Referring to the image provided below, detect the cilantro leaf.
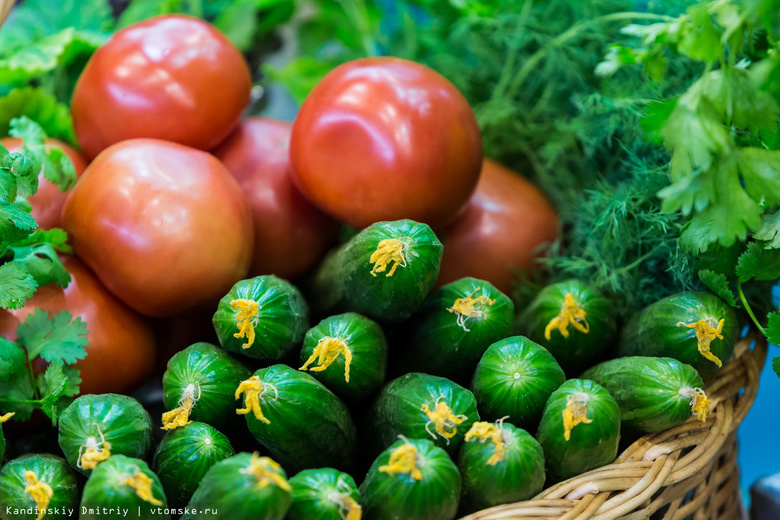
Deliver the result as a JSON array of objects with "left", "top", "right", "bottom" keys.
[
  {"left": 0, "top": 337, "right": 27, "bottom": 382},
  {"left": 15, "top": 309, "right": 88, "bottom": 365},
  {"left": 766, "top": 312, "right": 780, "bottom": 345},
  {"left": 698, "top": 269, "right": 737, "bottom": 306},
  {"left": 678, "top": 4, "right": 723, "bottom": 62},
  {"left": 37, "top": 362, "right": 78, "bottom": 424},
  {"left": 738, "top": 148, "right": 780, "bottom": 206},
  {"left": 753, "top": 210, "right": 780, "bottom": 249},
  {"left": 15, "top": 228, "right": 72, "bottom": 253},
  {"left": 0, "top": 261, "right": 37, "bottom": 309},
  {"left": 0, "top": 371, "right": 35, "bottom": 421},
  {"left": 0, "top": 167, "right": 16, "bottom": 203},
  {"left": 774, "top": 355, "right": 780, "bottom": 378},
  {"left": 736, "top": 241, "right": 780, "bottom": 282},
  {"left": 8, "top": 242, "right": 71, "bottom": 288}
]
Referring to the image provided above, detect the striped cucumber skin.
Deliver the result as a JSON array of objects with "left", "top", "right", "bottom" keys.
[
  {"left": 311, "top": 219, "right": 443, "bottom": 323},
  {"left": 617, "top": 292, "right": 738, "bottom": 380},
  {"left": 287, "top": 468, "right": 361, "bottom": 520},
  {"left": 0, "top": 454, "right": 79, "bottom": 520},
  {"left": 536, "top": 379, "right": 621, "bottom": 482},
  {"left": 581, "top": 356, "right": 706, "bottom": 433}
]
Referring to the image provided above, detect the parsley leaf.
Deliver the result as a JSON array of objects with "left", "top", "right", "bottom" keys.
[
  {"left": 736, "top": 241, "right": 780, "bottom": 282},
  {"left": 698, "top": 269, "right": 737, "bottom": 306},
  {"left": 15, "top": 309, "right": 88, "bottom": 365},
  {"left": 0, "top": 261, "right": 37, "bottom": 309},
  {"left": 766, "top": 312, "right": 780, "bottom": 345},
  {"left": 753, "top": 210, "right": 780, "bottom": 249},
  {"left": 8, "top": 242, "right": 71, "bottom": 288}
]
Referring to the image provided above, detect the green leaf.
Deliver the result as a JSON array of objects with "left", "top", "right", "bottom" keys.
[
  {"left": 0, "top": 88, "right": 76, "bottom": 146},
  {"left": 15, "top": 308, "right": 88, "bottom": 365},
  {"left": 15, "top": 228, "right": 71, "bottom": 252},
  {"left": 0, "top": 372, "right": 35, "bottom": 421},
  {"left": 8, "top": 243, "right": 71, "bottom": 288},
  {"left": 678, "top": 4, "right": 723, "bottom": 62},
  {"left": 37, "top": 362, "right": 78, "bottom": 424},
  {"left": 0, "top": 169, "right": 17, "bottom": 204},
  {"left": 765, "top": 312, "right": 780, "bottom": 345},
  {"left": 698, "top": 269, "right": 737, "bottom": 306},
  {"left": 738, "top": 148, "right": 780, "bottom": 206},
  {"left": 753, "top": 210, "right": 780, "bottom": 248},
  {"left": 0, "top": 257, "right": 37, "bottom": 309},
  {"left": 736, "top": 241, "right": 780, "bottom": 282},
  {"left": 116, "top": 0, "right": 182, "bottom": 29},
  {"left": 0, "top": 0, "right": 112, "bottom": 49},
  {"left": 213, "top": 0, "right": 259, "bottom": 51},
  {"left": 774, "top": 355, "right": 780, "bottom": 378},
  {"left": 0, "top": 337, "right": 27, "bottom": 382},
  {"left": 264, "top": 57, "right": 343, "bottom": 106}
]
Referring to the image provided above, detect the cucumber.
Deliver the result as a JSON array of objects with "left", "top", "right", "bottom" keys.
[
  {"left": 212, "top": 275, "right": 309, "bottom": 360},
  {"left": 287, "top": 468, "right": 362, "bottom": 520},
  {"left": 516, "top": 279, "right": 617, "bottom": 375},
  {"left": 617, "top": 292, "right": 738, "bottom": 379},
  {"left": 161, "top": 342, "right": 251, "bottom": 430},
  {"left": 80, "top": 455, "right": 168, "bottom": 520},
  {"left": 470, "top": 336, "right": 565, "bottom": 430},
  {"left": 398, "top": 277, "right": 514, "bottom": 382},
  {"left": 311, "top": 219, "right": 443, "bottom": 322},
  {"left": 536, "top": 379, "right": 621, "bottom": 482},
  {"left": 58, "top": 394, "right": 154, "bottom": 476},
  {"left": 581, "top": 356, "right": 711, "bottom": 433},
  {"left": 298, "top": 312, "right": 388, "bottom": 403},
  {"left": 360, "top": 437, "right": 461, "bottom": 520},
  {"left": 365, "top": 372, "right": 479, "bottom": 456},
  {"left": 0, "top": 454, "right": 79, "bottom": 520},
  {"left": 152, "top": 422, "right": 235, "bottom": 509},
  {"left": 182, "top": 452, "right": 292, "bottom": 520},
  {"left": 458, "top": 420, "right": 545, "bottom": 511},
  {"left": 237, "top": 364, "right": 356, "bottom": 473}
]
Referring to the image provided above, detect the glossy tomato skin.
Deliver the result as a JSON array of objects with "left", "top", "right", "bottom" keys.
[
  {"left": 71, "top": 14, "right": 252, "bottom": 160},
  {"left": 289, "top": 57, "right": 483, "bottom": 229},
  {"left": 212, "top": 117, "right": 339, "bottom": 279},
  {"left": 437, "top": 158, "right": 559, "bottom": 295},
  {"left": 0, "top": 255, "right": 155, "bottom": 395},
  {"left": 1, "top": 137, "right": 88, "bottom": 230},
  {"left": 61, "top": 138, "right": 254, "bottom": 318}
]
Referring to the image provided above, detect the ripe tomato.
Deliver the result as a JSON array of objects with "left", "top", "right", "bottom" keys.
[
  {"left": 212, "top": 117, "right": 339, "bottom": 279},
  {"left": 437, "top": 158, "right": 560, "bottom": 295},
  {"left": 1, "top": 137, "right": 87, "bottom": 229},
  {"left": 61, "top": 138, "right": 254, "bottom": 318},
  {"left": 71, "top": 14, "right": 252, "bottom": 160},
  {"left": 289, "top": 57, "right": 483, "bottom": 229},
  {"left": 0, "top": 255, "right": 155, "bottom": 396}
]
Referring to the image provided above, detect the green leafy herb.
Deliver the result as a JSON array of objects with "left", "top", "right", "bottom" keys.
[{"left": 698, "top": 269, "right": 738, "bottom": 307}]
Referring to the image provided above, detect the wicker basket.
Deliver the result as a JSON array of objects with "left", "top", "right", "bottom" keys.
[{"left": 463, "top": 331, "right": 768, "bottom": 520}]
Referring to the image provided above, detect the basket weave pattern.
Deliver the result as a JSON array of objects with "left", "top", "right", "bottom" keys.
[{"left": 463, "top": 333, "right": 768, "bottom": 520}]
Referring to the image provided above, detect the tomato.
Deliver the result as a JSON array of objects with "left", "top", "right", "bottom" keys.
[
  {"left": 212, "top": 117, "right": 339, "bottom": 279},
  {"left": 289, "top": 57, "right": 483, "bottom": 229},
  {"left": 0, "top": 255, "right": 155, "bottom": 396},
  {"left": 437, "top": 158, "right": 560, "bottom": 295},
  {"left": 61, "top": 138, "right": 254, "bottom": 318},
  {"left": 1, "top": 137, "right": 87, "bottom": 230},
  {"left": 71, "top": 14, "right": 252, "bottom": 160}
]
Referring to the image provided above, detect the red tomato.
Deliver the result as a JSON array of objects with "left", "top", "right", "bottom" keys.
[
  {"left": 437, "top": 158, "right": 560, "bottom": 295},
  {"left": 212, "top": 117, "right": 339, "bottom": 279},
  {"left": 289, "top": 57, "right": 483, "bottom": 229},
  {"left": 61, "top": 139, "right": 254, "bottom": 318},
  {"left": 71, "top": 14, "right": 252, "bottom": 160},
  {"left": 0, "top": 255, "right": 155, "bottom": 395},
  {"left": 1, "top": 137, "right": 88, "bottom": 229}
]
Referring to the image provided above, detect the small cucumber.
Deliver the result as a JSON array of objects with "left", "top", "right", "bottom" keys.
[
  {"left": 80, "top": 455, "right": 168, "bottom": 520},
  {"left": 581, "top": 356, "right": 711, "bottom": 433},
  {"left": 617, "top": 292, "right": 738, "bottom": 379},
  {"left": 516, "top": 279, "right": 617, "bottom": 375},
  {"left": 287, "top": 468, "right": 362, "bottom": 520},
  {"left": 298, "top": 312, "right": 388, "bottom": 404},
  {"left": 161, "top": 342, "right": 251, "bottom": 430},
  {"left": 212, "top": 275, "right": 309, "bottom": 360},
  {"left": 237, "top": 364, "right": 356, "bottom": 473},
  {"left": 470, "top": 336, "right": 565, "bottom": 430},
  {"left": 536, "top": 379, "right": 621, "bottom": 482},
  {"left": 311, "top": 219, "right": 443, "bottom": 322},
  {"left": 0, "top": 454, "right": 79, "bottom": 520},
  {"left": 58, "top": 394, "right": 154, "bottom": 476},
  {"left": 152, "top": 422, "right": 235, "bottom": 509},
  {"left": 360, "top": 437, "right": 461, "bottom": 520},
  {"left": 458, "top": 420, "right": 545, "bottom": 512},
  {"left": 398, "top": 277, "right": 514, "bottom": 382},
  {"left": 183, "top": 452, "right": 292, "bottom": 520}
]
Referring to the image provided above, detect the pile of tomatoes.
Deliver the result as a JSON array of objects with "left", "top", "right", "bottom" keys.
[{"left": 0, "top": 14, "right": 559, "bottom": 399}]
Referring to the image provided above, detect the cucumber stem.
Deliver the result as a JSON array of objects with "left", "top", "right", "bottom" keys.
[{"left": 737, "top": 281, "right": 766, "bottom": 335}]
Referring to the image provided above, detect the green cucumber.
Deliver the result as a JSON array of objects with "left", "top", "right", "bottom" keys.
[
  {"left": 516, "top": 279, "right": 617, "bottom": 375},
  {"left": 311, "top": 219, "right": 443, "bottom": 322},
  {"left": 58, "top": 394, "right": 154, "bottom": 476},
  {"left": 212, "top": 275, "right": 309, "bottom": 360},
  {"left": 471, "top": 336, "right": 565, "bottom": 430},
  {"left": 152, "top": 422, "right": 235, "bottom": 509},
  {"left": 365, "top": 372, "right": 479, "bottom": 456},
  {"left": 581, "top": 356, "right": 711, "bottom": 433},
  {"left": 458, "top": 420, "right": 545, "bottom": 512},
  {"left": 0, "top": 454, "right": 79, "bottom": 520},
  {"left": 360, "top": 437, "right": 461, "bottom": 520},
  {"left": 287, "top": 468, "right": 362, "bottom": 520},
  {"left": 399, "top": 277, "right": 514, "bottom": 382},
  {"left": 536, "top": 379, "right": 621, "bottom": 482},
  {"left": 617, "top": 292, "right": 738, "bottom": 379},
  {"left": 161, "top": 342, "right": 251, "bottom": 430},
  {"left": 298, "top": 312, "right": 388, "bottom": 403},
  {"left": 80, "top": 455, "right": 168, "bottom": 520},
  {"left": 182, "top": 452, "right": 292, "bottom": 520},
  {"left": 237, "top": 364, "right": 356, "bottom": 473}
]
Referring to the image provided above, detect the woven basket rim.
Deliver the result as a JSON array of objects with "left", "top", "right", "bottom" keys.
[{"left": 462, "top": 331, "right": 768, "bottom": 520}]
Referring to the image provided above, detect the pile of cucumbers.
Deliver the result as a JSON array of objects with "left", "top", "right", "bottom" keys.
[{"left": 0, "top": 219, "right": 740, "bottom": 520}]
